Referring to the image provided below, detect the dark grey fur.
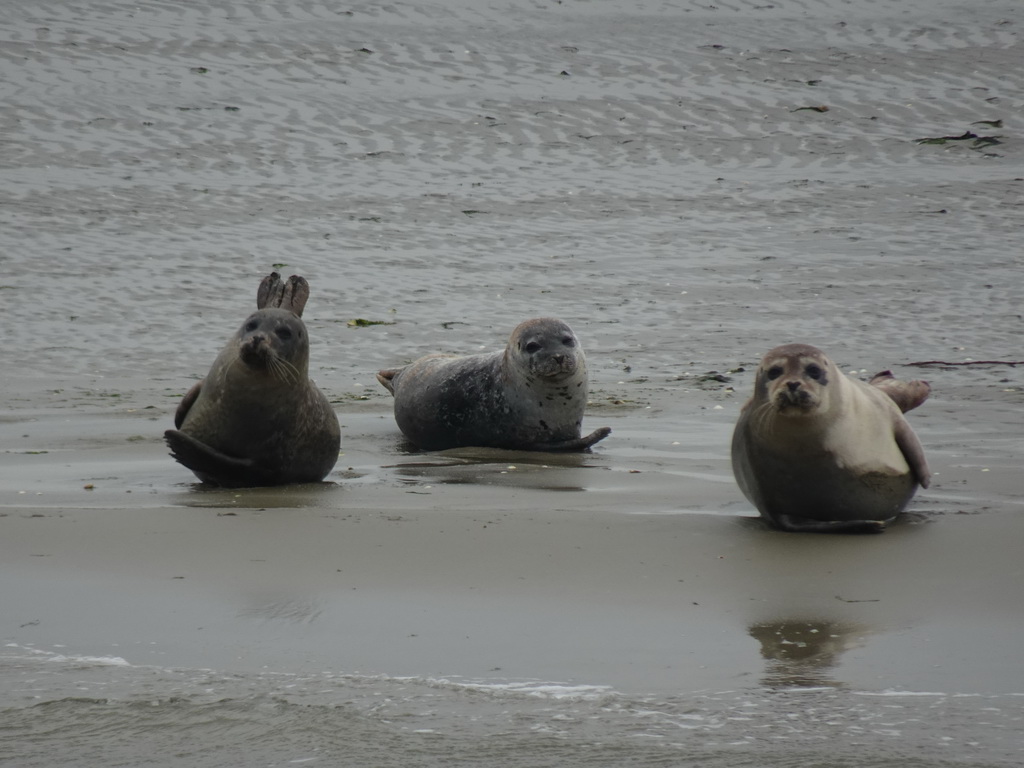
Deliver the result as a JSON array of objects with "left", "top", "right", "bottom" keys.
[{"left": 165, "top": 273, "right": 340, "bottom": 487}]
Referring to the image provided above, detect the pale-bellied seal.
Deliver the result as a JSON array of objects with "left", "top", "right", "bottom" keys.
[
  {"left": 731, "top": 343, "right": 931, "bottom": 533},
  {"left": 376, "top": 317, "right": 611, "bottom": 452},
  {"left": 165, "top": 273, "right": 340, "bottom": 487}
]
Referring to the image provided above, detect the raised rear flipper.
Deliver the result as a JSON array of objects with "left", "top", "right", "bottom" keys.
[
  {"left": 257, "top": 272, "right": 310, "bottom": 317},
  {"left": 869, "top": 370, "right": 931, "bottom": 413},
  {"left": 376, "top": 369, "right": 399, "bottom": 394}
]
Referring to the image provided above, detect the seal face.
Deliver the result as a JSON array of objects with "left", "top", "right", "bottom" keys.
[
  {"left": 165, "top": 273, "right": 341, "bottom": 487},
  {"left": 377, "top": 318, "right": 610, "bottom": 452},
  {"left": 731, "top": 343, "right": 931, "bottom": 533}
]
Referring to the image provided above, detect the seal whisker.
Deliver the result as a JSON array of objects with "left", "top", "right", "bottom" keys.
[
  {"left": 270, "top": 354, "right": 301, "bottom": 385},
  {"left": 267, "top": 354, "right": 286, "bottom": 383}
]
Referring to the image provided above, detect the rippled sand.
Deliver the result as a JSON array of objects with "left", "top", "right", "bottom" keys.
[{"left": 2, "top": 0, "right": 1023, "bottom": 765}]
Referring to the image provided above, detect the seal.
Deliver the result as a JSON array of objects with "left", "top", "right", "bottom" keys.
[
  {"left": 165, "top": 272, "right": 341, "bottom": 487},
  {"left": 376, "top": 317, "right": 611, "bottom": 452},
  {"left": 731, "top": 343, "right": 931, "bottom": 533}
]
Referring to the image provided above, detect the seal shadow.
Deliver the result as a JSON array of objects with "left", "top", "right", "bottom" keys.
[{"left": 733, "top": 508, "right": 932, "bottom": 533}]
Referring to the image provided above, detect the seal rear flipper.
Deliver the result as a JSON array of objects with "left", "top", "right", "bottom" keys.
[
  {"left": 257, "top": 272, "right": 284, "bottom": 310},
  {"left": 868, "top": 370, "right": 931, "bottom": 413},
  {"left": 257, "top": 272, "right": 309, "bottom": 317},
  {"left": 525, "top": 426, "right": 611, "bottom": 452},
  {"left": 771, "top": 514, "right": 888, "bottom": 534},
  {"left": 165, "top": 429, "right": 258, "bottom": 486},
  {"left": 376, "top": 369, "right": 399, "bottom": 394}
]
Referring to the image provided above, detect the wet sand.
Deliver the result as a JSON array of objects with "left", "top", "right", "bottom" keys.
[
  {"left": 2, "top": 0, "right": 1024, "bottom": 764},
  {"left": 4, "top": 387, "right": 1024, "bottom": 697}
]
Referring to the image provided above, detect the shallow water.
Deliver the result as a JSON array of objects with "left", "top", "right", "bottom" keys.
[
  {"left": 4, "top": 647, "right": 1024, "bottom": 768},
  {"left": 2, "top": 0, "right": 1024, "bottom": 765}
]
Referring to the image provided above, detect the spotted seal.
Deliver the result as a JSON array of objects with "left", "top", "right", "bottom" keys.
[{"left": 377, "top": 317, "right": 610, "bottom": 451}]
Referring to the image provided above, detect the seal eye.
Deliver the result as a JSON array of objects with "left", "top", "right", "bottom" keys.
[
  {"left": 766, "top": 366, "right": 783, "bottom": 381},
  {"left": 561, "top": 336, "right": 575, "bottom": 348},
  {"left": 524, "top": 341, "right": 541, "bottom": 354},
  {"left": 806, "top": 364, "right": 823, "bottom": 380},
  {"left": 275, "top": 327, "right": 293, "bottom": 341},
  {"left": 245, "top": 320, "right": 259, "bottom": 332}
]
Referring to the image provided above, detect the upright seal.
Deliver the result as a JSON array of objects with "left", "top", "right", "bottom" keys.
[
  {"left": 377, "top": 317, "right": 610, "bottom": 451},
  {"left": 731, "top": 343, "right": 930, "bottom": 533},
  {"left": 165, "top": 272, "right": 341, "bottom": 487}
]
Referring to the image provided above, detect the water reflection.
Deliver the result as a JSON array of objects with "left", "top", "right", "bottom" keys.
[
  {"left": 386, "top": 447, "right": 601, "bottom": 492},
  {"left": 393, "top": 444, "right": 600, "bottom": 466},
  {"left": 172, "top": 480, "right": 340, "bottom": 509},
  {"left": 238, "top": 595, "right": 324, "bottom": 624},
  {"left": 748, "top": 619, "right": 872, "bottom": 688}
]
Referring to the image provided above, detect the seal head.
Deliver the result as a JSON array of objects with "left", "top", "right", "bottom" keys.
[
  {"left": 235, "top": 309, "right": 309, "bottom": 379},
  {"left": 511, "top": 317, "right": 581, "bottom": 381},
  {"left": 759, "top": 342, "right": 831, "bottom": 415}
]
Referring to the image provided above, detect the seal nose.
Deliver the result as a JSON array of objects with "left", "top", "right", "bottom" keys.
[
  {"left": 242, "top": 333, "right": 268, "bottom": 354},
  {"left": 553, "top": 353, "right": 565, "bottom": 364},
  {"left": 786, "top": 380, "right": 801, "bottom": 392}
]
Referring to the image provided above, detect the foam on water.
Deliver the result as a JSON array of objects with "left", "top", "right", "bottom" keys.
[
  {"left": 4, "top": 644, "right": 131, "bottom": 668},
  {"left": 418, "top": 676, "right": 616, "bottom": 701},
  {"left": 3, "top": 645, "right": 1023, "bottom": 766}
]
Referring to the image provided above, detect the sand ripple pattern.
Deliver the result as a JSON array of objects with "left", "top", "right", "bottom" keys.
[{"left": 1, "top": 0, "right": 1021, "bottom": 396}]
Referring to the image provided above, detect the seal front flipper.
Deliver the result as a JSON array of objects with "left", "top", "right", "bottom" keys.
[
  {"left": 173, "top": 380, "right": 203, "bottom": 429},
  {"left": 773, "top": 514, "right": 888, "bottom": 535},
  {"left": 893, "top": 417, "right": 931, "bottom": 488},
  {"left": 164, "top": 429, "right": 257, "bottom": 487},
  {"left": 525, "top": 426, "right": 611, "bottom": 452}
]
